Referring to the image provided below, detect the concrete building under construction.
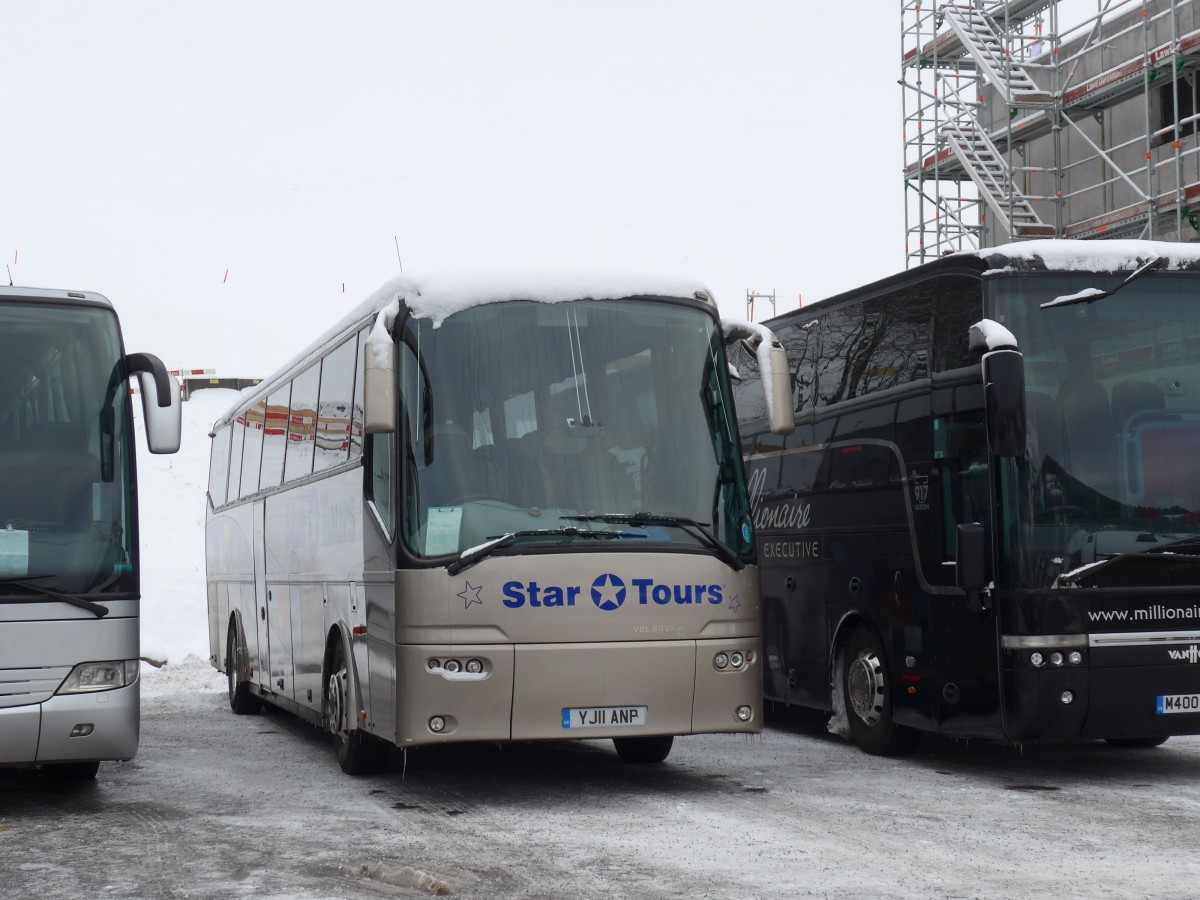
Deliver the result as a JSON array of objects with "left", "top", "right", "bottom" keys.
[{"left": 904, "top": 0, "right": 1200, "bottom": 264}]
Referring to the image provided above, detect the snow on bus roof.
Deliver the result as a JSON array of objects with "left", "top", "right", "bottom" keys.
[
  {"left": 980, "top": 239, "right": 1200, "bottom": 274},
  {"left": 212, "top": 269, "right": 713, "bottom": 429}
]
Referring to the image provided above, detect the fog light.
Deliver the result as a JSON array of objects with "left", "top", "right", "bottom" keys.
[
  {"left": 714, "top": 652, "right": 729, "bottom": 670},
  {"left": 428, "top": 658, "right": 440, "bottom": 670},
  {"left": 1069, "top": 651, "right": 1083, "bottom": 666},
  {"left": 444, "top": 659, "right": 462, "bottom": 674},
  {"left": 1051, "top": 652, "right": 1064, "bottom": 667},
  {"left": 736, "top": 705, "right": 752, "bottom": 722},
  {"left": 1061, "top": 691, "right": 1074, "bottom": 705},
  {"left": 69, "top": 724, "right": 94, "bottom": 737},
  {"left": 745, "top": 650, "right": 755, "bottom": 664},
  {"left": 429, "top": 716, "right": 446, "bottom": 732},
  {"left": 1030, "top": 652, "right": 1045, "bottom": 667},
  {"left": 730, "top": 651, "right": 745, "bottom": 669},
  {"left": 465, "top": 658, "right": 483, "bottom": 674}
]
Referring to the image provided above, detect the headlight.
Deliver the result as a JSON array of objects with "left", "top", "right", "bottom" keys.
[{"left": 57, "top": 660, "right": 138, "bottom": 694}]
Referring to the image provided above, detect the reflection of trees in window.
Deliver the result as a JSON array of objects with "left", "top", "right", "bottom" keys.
[
  {"left": 817, "top": 289, "right": 932, "bottom": 406},
  {"left": 729, "top": 340, "right": 766, "bottom": 423},
  {"left": 932, "top": 275, "right": 981, "bottom": 374}
]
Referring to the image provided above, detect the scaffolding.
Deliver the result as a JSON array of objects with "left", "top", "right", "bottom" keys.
[{"left": 903, "top": 0, "right": 1200, "bottom": 265}]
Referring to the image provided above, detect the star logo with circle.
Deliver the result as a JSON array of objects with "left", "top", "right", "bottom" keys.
[{"left": 590, "top": 573, "right": 626, "bottom": 611}]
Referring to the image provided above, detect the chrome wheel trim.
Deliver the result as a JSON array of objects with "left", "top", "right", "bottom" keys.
[
  {"left": 847, "top": 650, "right": 885, "bottom": 727},
  {"left": 327, "top": 665, "right": 349, "bottom": 743}
]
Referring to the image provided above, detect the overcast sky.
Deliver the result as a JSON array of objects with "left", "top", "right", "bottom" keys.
[{"left": 2, "top": 1, "right": 1096, "bottom": 377}]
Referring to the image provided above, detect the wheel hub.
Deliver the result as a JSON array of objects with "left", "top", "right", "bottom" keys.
[{"left": 847, "top": 650, "right": 885, "bottom": 727}]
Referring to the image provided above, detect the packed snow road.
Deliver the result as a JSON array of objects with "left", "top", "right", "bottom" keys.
[{"left": 2, "top": 659, "right": 1198, "bottom": 900}]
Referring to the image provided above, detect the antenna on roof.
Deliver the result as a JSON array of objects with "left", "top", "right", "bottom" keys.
[
  {"left": 6, "top": 265, "right": 12, "bottom": 287},
  {"left": 393, "top": 236, "right": 404, "bottom": 274}
]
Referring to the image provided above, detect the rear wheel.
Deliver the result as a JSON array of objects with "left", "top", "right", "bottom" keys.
[
  {"left": 842, "top": 626, "right": 920, "bottom": 756},
  {"left": 1105, "top": 736, "right": 1169, "bottom": 748},
  {"left": 325, "top": 639, "right": 387, "bottom": 776},
  {"left": 613, "top": 735, "right": 674, "bottom": 764},
  {"left": 226, "top": 623, "right": 261, "bottom": 715}
]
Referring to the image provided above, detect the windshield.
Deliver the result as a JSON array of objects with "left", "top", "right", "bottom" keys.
[
  {"left": 0, "top": 302, "right": 136, "bottom": 597},
  {"left": 989, "top": 272, "right": 1200, "bottom": 587},
  {"left": 397, "top": 298, "right": 753, "bottom": 561}
]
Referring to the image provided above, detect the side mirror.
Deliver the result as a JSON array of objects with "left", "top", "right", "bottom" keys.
[
  {"left": 983, "top": 349, "right": 1026, "bottom": 458},
  {"left": 722, "top": 318, "right": 795, "bottom": 437},
  {"left": 956, "top": 522, "right": 989, "bottom": 611},
  {"left": 127, "top": 352, "right": 181, "bottom": 454},
  {"left": 765, "top": 338, "right": 795, "bottom": 436},
  {"left": 363, "top": 309, "right": 397, "bottom": 434}
]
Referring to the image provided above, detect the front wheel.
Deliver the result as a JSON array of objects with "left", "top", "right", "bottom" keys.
[
  {"left": 842, "top": 626, "right": 920, "bottom": 756},
  {"left": 613, "top": 735, "right": 674, "bottom": 764},
  {"left": 325, "top": 639, "right": 388, "bottom": 776}
]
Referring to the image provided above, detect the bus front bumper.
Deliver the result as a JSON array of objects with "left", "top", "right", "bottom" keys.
[
  {"left": 0, "top": 682, "right": 139, "bottom": 767},
  {"left": 392, "top": 638, "right": 763, "bottom": 747}
]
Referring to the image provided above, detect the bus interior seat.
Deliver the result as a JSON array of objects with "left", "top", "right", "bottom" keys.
[
  {"left": 1025, "top": 391, "right": 1063, "bottom": 466},
  {"left": 508, "top": 430, "right": 552, "bottom": 509},
  {"left": 1056, "top": 376, "right": 1118, "bottom": 499},
  {"left": 1111, "top": 379, "right": 1167, "bottom": 433},
  {"left": 423, "top": 422, "right": 483, "bottom": 507},
  {"left": 541, "top": 418, "right": 634, "bottom": 513}
]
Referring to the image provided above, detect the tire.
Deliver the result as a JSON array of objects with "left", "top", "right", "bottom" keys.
[
  {"left": 842, "top": 626, "right": 921, "bottom": 756},
  {"left": 227, "top": 623, "right": 261, "bottom": 715},
  {"left": 325, "top": 638, "right": 387, "bottom": 776},
  {"left": 1105, "top": 736, "right": 1169, "bottom": 748},
  {"left": 613, "top": 735, "right": 674, "bottom": 764}
]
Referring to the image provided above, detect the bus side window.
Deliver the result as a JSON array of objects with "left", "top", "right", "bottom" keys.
[
  {"left": 367, "top": 430, "right": 395, "bottom": 538},
  {"left": 208, "top": 427, "right": 232, "bottom": 508},
  {"left": 284, "top": 364, "right": 320, "bottom": 483},
  {"left": 228, "top": 415, "right": 246, "bottom": 502}
]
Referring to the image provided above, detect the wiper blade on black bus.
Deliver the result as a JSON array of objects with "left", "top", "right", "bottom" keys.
[
  {"left": 0, "top": 575, "right": 109, "bottom": 618},
  {"left": 1040, "top": 255, "right": 1164, "bottom": 310},
  {"left": 446, "top": 527, "right": 641, "bottom": 576},
  {"left": 563, "top": 513, "right": 746, "bottom": 571}
]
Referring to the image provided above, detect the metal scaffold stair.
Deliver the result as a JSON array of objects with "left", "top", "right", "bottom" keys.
[
  {"left": 942, "top": 4, "right": 1052, "bottom": 107},
  {"left": 943, "top": 115, "right": 1053, "bottom": 236}
]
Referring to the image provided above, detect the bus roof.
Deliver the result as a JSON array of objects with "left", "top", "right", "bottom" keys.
[
  {"left": 0, "top": 286, "right": 115, "bottom": 310},
  {"left": 212, "top": 271, "right": 715, "bottom": 429},
  {"left": 977, "top": 239, "right": 1200, "bottom": 274}
]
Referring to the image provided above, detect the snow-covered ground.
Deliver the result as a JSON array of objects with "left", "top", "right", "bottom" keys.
[{"left": 84, "top": 383, "right": 1200, "bottom": 899}]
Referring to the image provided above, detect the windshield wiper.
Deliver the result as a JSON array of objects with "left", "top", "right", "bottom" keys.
[
  {"left": 563, "top": 513, "right": 746, "bottom": 571},
  {"left": 446, "top": 527, "right": 641, "bottom": 576},
  {"left": 0, "top": 575, "right": 109, "bottom": 617},
  {"left": 1040, "top": 255, "right": 1165, "bottom": 310}
]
